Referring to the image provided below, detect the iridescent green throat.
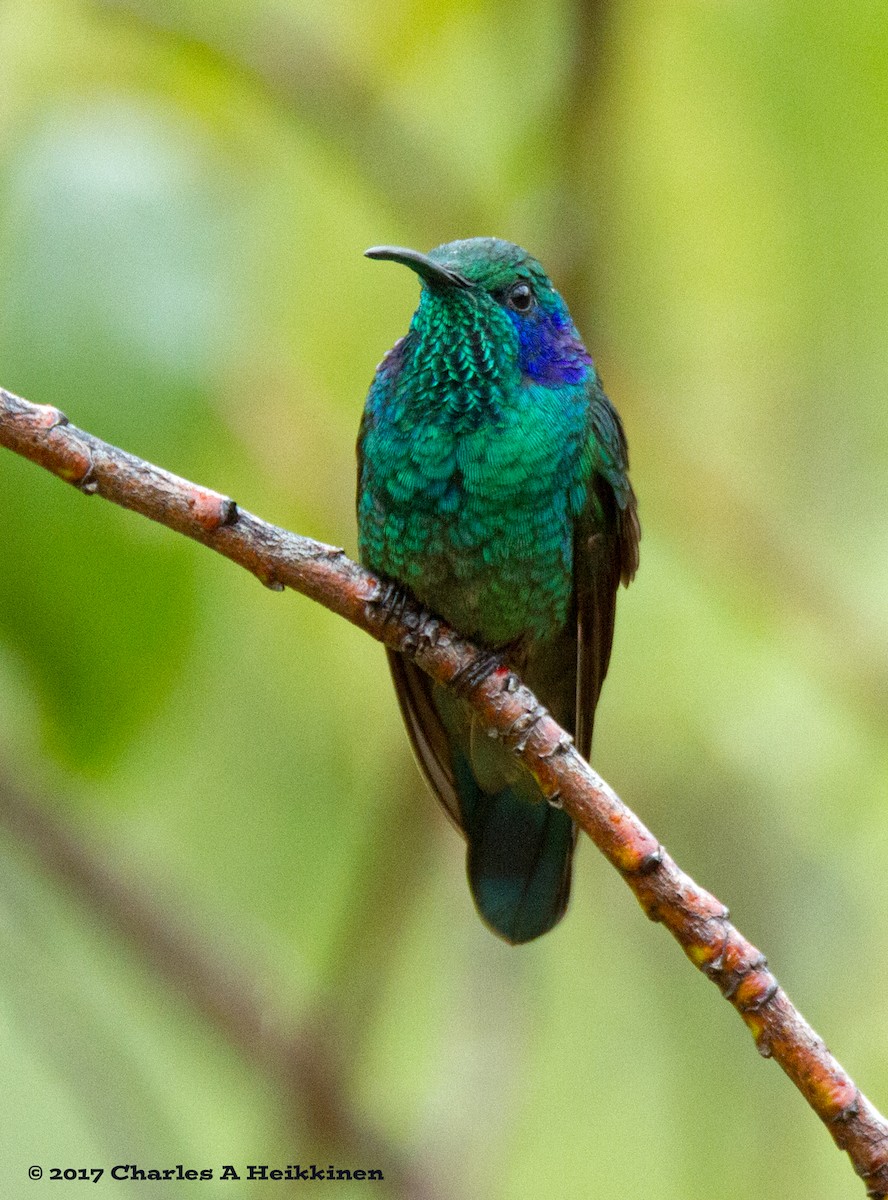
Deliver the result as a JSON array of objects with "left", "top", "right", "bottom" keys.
[{"left": 396, "top": 288, "right": 520, "bottom": 429}]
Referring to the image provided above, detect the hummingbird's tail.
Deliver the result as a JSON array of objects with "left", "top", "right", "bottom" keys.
[
  {"left": 385, "top": 651, "right": 576, "bottom": 943},
  {"left": 453, "top": 750, "right": 576, "bottom": 944}
]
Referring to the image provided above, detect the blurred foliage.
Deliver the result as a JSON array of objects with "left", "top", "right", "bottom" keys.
[{"left": 1, "top": 1, "right": 887, "bottom": 1197}]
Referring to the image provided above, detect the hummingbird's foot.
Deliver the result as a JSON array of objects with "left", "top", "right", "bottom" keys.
[
  {"left": 450, "top": 649, "right": 504, "bottom": 697},
  {"left": 368, "top": 576, "right": 442, "bottom": 656}
]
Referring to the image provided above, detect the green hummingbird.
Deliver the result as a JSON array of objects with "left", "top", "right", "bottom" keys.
[{"left": 357, "top": 238, "right": 639, "bottom": 943}]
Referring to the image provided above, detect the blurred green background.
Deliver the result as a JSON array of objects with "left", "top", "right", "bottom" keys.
[{"left": 1, "top": 1, "right": 887, "bottom": 1197}]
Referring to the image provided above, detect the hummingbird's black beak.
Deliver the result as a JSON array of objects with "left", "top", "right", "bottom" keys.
[{"left": 364, "top": 246, "right": 471, "bottom": 290}]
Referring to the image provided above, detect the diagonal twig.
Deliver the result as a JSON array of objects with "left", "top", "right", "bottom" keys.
[
  {"left": 1, "top": 384, "right": 887, "bottom": 1197},
  {"left": 94, "top": 0, "right": 485, "bottom": 237},
  {"left": 0, "top": 769, "right": 442, "bottom": 1200}
]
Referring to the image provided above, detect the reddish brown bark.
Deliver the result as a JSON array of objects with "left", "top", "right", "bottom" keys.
[{"left": 2, "top": 385, "right": 887, "bottom": 1196}]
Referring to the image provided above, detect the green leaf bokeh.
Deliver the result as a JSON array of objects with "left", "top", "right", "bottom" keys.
[{"left": 1, "top": 2, "right": 886, "bottom": 1197}]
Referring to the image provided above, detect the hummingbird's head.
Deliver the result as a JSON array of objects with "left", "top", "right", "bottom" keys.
[{"left": 365, "top": 238, "right": 593, "bottom": 388}]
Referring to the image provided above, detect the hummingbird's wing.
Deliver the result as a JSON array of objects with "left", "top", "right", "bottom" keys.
[
  {"left": 386, "top": 649, "right": 464, "bottom": 832},
  {"left": 574, "top": 388, "right": 640, "bottom": 760},
  {"left": 358, "top": 356, "right": 464, "bottom": 827}
]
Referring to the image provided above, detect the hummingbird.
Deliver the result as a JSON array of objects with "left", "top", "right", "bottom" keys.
[{"left": 357, "top": 238, "right": 639, "bottom": 943}]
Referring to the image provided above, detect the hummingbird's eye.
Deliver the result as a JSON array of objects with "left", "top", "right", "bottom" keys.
[{"left": 506, "top": 282, "right": 535, "bottom": 314}]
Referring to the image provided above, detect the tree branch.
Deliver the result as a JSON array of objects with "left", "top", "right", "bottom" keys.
[{"left": 2, "top": 384, "right": 886, "bottom": 1196}]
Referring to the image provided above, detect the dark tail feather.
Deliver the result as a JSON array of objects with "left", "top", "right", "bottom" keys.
[{"left": 454, "top": 753, "right": 575, "bottom": 944}]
